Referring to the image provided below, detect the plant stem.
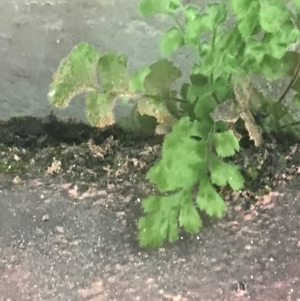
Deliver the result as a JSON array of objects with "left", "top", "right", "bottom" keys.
[
  {"left": 170, "top": 12, "right": 185, "bottom": 35},
  {"left": 277, "top": 120, "right": 300, "bottom": 130},
  {"left": 277, "top": 53, "right": 300, "bottom": 103}
]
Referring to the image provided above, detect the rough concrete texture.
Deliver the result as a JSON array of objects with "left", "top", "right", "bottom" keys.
[
  {"left": 0, "top": 0, "right": 196, "bottom": 122},
  {"left": 0, "top": 0, "right": 299, "bottom": 122},
  {"left": 1, "top": 174, "right": 300, "bottom": 301}
]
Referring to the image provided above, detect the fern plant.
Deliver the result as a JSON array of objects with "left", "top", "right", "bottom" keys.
[{"left": 48, "top": 0, "right": 300, "bottom": 248}]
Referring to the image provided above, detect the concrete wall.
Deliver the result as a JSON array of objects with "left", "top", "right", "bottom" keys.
[
  {"left": 0, "top": 0, "right": 197, "bottom": 122},
  {"left": 0, "top": 0, "right": 299, "bottom": 122}
]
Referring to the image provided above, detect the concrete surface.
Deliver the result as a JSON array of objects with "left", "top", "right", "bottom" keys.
[{"left": 1, "top": 173, "right": 300, "bottom": 301}]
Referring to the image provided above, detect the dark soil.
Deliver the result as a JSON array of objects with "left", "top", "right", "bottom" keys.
[{"left": 0, "top": 113, "right": 300, "bottom": 301}]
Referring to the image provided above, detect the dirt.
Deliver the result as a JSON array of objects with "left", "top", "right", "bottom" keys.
[{"left": 0, "top": 114, "right": 300, "bottom": 301}]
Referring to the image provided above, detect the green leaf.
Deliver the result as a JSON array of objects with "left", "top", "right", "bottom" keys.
[
  {"left": 227, "top": 167, "right": 245, "bottom": 191},
  {"left": 180, "top": 84, "right": 189, "bottom": 101},
  {"left": 193, "top": 93, "right": 217, "bottom": 121},
  {"left": 190, "top": 73, "right": 210, "bottom": 86},
  {"left": 97, "top": 52, "right": 129, "bottom": 93},
  {"left": 214, "top": 51, "right": 240, "bottom": 79},
  {"left": 129, "top": 66, "right": 151, "bottom": 92},
  {"left": 197, "top": 32, "right": 241, "bottom": 78},
  {"left": 213, "top": 76, "right": 232, "bottom": 101},
  {"left": 48, "top": 42, "right": 100, "bottom": 108},
  {"left": 142, "top": 193, "right": 182, "bottom": 214},
  {"left": 260, "top": 51, "right": 299, "bottom": 80},
  {"left": 261, "top": 33, "right": 286, "bottom": 59},
  {"left": 193, "top": 121, "right": 215, "bottom": 139},
  {"left": 138, "top": 188, "right": 204, "bottom": 247},
  {"left": 292, "top": 0, "right": 300, "bottom": 16},
  {"left": 281, "top": 21, "right": 300, "bottom": 45},
  {"left": 185, "top": 13, "right": 210, "bottom": 46},
  {"left": 143, "top": 59, "right": 182, "bottom": 97},
  {"left": 138, "top": 193, "right": 182, "bottom": 248},
  {"left": 213, "top": 130, "right": 240, "bottom": 157},
  {"left": 243, "top": 38, "right": 266, "bottom": 68},
  {"left": 85, "top": 92, "right": 115, "bottom": 127},
  {"left": 135, "top": 112, "right": 158, "bottom": 132},
  {"left": 138, "top": 214, "right": 171, "bottom": 248},
  {"left": 146, "top": 118, "right": 204, "bottom": 191},
  {"left": 136, "top": 96, "right": 175, "bottom": 125},
  {"left": 187, "top": 82, "right": 216, "bottom": 103},
  {"left": 138, "top": 0, "right": 181, "bottom": 16},
  {"left": 236, "top": 1, "right": 260, "bottom": 40},
  {"left": 184, "top": 5, "right": 200, "bottom": 21},
  {"left": 230, "top": 0, "right": 253, "bottom": 18},
  {"left": 196, "top": 177, "right": 227, "bottom": 217},
  {"left": 160, "top": 27, "right": 184, "bottom": 56},
  {"left": 136, "top": 59, "right": 182, "bottom": 123},
  {"left": 294, "top": 77, "right": 300, "bottom": 94},
  {"left": 209, "top": 158, "right": 227, "bottom": 187},
  {"left": 210, "top": 157, "right": 244, "bottom": 191},
  {"left": 205, "top": 2, "right": 227, "bottom": 30},
  {"left": 259, "top": 3, "right": 290, "bottom": 33},
  {"left": 269, "top": 101, "right": 290, "bottom": 120},
  {"left": 112, "top": 99, "right": 151, "bottom": 133},
  {"left": 179, "top": 196, "right": 202, "bottom": 233},
  {"left": 217, "top": 27, "right": 245, "bottom": 65}
]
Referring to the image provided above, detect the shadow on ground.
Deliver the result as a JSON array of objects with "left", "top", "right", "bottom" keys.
[{"left": 0, "top": 114, "right": 300, "bottom": 301}]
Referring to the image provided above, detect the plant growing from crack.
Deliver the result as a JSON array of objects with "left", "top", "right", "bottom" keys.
[{"left": 48, "top": 0, "right": 300, "bottom": 248}]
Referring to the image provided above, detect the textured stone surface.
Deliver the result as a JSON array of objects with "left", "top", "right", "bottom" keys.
[
  {"left": 0, "top": 0, "right": 195, "bottom": 122},
  {"left": 1, "top": 171, "right": 300, "bottom": 300}
]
